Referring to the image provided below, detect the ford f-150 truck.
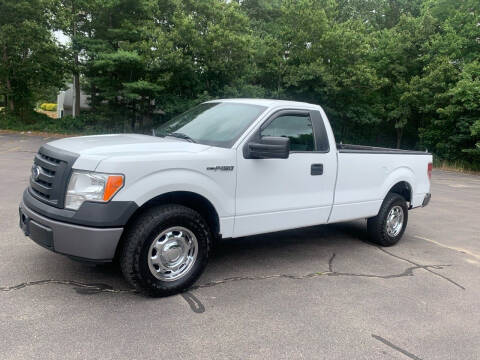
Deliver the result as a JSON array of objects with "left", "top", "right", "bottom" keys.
[{"left": 19, "top": 99, "right": 432, "bottom": 296}]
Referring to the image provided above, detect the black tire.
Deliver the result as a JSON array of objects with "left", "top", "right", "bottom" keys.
[
  {"left": 120, "top": 204, "right": 211, "bottom": 297},
  {"left": 367, "top": 193, "right": 408, "bottom": 247}
]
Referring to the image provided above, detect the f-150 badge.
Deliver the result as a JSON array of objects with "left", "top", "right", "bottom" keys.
[{"left": 206, "top": 166, "right": 234, "bottom": 171}]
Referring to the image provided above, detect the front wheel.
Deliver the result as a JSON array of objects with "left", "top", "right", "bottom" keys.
[
  {"left": 120, "top": 205, "right": 211, "bottom": 297},
  {"left": 367, "top": 193, "right": 408, "bottom": 246}
]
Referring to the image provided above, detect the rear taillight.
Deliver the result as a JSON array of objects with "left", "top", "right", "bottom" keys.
[{"left": 427, "top": 163, "right": 433, "bottom": 181}]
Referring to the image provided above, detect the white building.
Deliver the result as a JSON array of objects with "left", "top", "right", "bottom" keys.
[{"left": 57, "top": 84, "right": 90, "bottom": 118}]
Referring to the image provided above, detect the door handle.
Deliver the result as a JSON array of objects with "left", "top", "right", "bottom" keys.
[{"left": 311, "top": 163, "right": 323, "bottom": 175}]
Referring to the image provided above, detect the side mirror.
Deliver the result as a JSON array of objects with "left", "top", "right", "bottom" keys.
[{"left": 245, "top": 136, "right": 290, "bottom": 159}]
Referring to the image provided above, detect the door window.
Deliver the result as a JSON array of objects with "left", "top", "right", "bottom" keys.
[{"left": 261, "top": 114, "right": 315, "bottom": 151}]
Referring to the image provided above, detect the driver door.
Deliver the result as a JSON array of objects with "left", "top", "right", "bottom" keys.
[{"left": 234, "top": 109, "right": 337, "bottom": 237}]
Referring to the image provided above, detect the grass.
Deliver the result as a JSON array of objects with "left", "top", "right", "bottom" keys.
[{"left": 433, "top": 159, "right": 480, "bottom": 175}]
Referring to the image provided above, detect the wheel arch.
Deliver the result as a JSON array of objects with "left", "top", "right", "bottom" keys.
[
  {"left": 381, "top": 167, "right": 415, "bottom": 205},
  {"left": 115, "top": 191, "right": 220, "bottom": 260},
  {"left": 386, "top": 181, "right": 413, "bottom": 204}
]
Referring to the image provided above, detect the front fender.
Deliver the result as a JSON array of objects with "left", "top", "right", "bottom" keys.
[{"left": 114, "top": 168, "right": 234, "bottom": 218}]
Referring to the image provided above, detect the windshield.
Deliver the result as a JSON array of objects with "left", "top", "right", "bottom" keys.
[{"left": 155, "top": 102, "right": 267, "bottom": 148}]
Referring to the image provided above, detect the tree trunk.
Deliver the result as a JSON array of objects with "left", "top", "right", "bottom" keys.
[
  {"left": 73, "top": 72, "right": 80, "bottom": 117},
  {"left": 131, "top": 117, "right": 136, "bottom": 132},
  {"left": 90, "top": 84, "right": 95, "bottom": 111},
  {"left": 396, "top": 127, "right": 403, "bottom": 149},
  {"left": 139, "top": 98, "right": 145, "bottom": 131},
  {"left": 72, "top": 2, "right": 80, "bottom": 117},
  {"left": 6, "top": 78, "right": 14, "bottom": 112},
  {"left": 3, "top": 45, "right": 14, "bottom": 111}
]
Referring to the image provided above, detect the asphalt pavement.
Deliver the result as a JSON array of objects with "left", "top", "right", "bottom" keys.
[{"left": 1, "top": 132, "right": 479, "bottom": 359}]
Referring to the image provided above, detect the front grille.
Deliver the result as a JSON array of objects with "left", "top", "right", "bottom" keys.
[{"left": 29, "top": 145, "right": 78, "bottom": 208}]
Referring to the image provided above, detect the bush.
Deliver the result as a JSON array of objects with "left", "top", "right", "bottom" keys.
[
  {"left": 0, "top": 110, "right": 126, "bottom": 135},
  {"left": 40, "top": 103, "right": 57, "bottom": 111}
]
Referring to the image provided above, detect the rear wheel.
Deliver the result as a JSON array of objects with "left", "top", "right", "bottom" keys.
[
  {"left": 120, "top": 204, "right": 211, "bottom": 297},
  {"left": 367, "top": 193, "right": 408, "bottom": 246}
]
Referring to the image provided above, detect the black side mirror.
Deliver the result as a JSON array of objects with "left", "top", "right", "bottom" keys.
[{"left": 245, "top": 136, "right": 290, "bottom": 159}]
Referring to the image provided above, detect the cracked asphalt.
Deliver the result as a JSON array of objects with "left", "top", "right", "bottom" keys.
[{"left": 1, "top": 132, "right": 479, "bottom": 359}]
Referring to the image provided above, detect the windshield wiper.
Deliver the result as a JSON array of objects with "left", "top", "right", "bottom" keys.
[{"left": 165, "top": 132, "right": 197, "bottom": 143}]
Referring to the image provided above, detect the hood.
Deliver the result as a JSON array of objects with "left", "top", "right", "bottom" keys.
[
  {"left": 47, "top": 134, "right": 211, "bottom": 156},
  {"left": 46, "top": 134, "right": 211, "bottom": 171}
]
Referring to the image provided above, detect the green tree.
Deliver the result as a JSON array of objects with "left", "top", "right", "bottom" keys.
[
  {"left": 79, "top": 0, "right": 258, "bottom": 130},
  {"left": 0, "top": 0, "right": 66, "bottom": 119},
  {"left": 371, "top": 14, "right": 435, "bottom": 148},
  {"left": 414, "top": 0, "right": 480, "bottom": 161},
  {"left": 248, "top": 0, "right": 383, "bottom": 143},
  {"left": 79, "top": 0, "right": 159, "bottom": 129},
  {"left": 54, "top": 0, "right": 96, "bottom": 117}
]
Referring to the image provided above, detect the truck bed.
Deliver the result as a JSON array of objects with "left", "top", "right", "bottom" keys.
[
  {"left": 337, "top": 143, "right": 430, "bottom": 155},
  {"left": 329, "top": 144, "right": 432, "bottom": 223}
]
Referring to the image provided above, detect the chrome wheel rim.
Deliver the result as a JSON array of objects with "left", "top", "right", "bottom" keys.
[
  {"left": 386, "top": 205, "right": 404, "bottom": 237},
  {"left": 147, "top": 226, "right": 198, "bottom": 282}
]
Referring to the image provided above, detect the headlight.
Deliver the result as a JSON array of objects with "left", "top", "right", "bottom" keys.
[{"left": 65, "top": 171, "right": 124, "bottom": 210}]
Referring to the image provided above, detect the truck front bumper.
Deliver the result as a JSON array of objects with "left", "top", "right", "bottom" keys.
[{"left": 19, "top": 201, "right": 123, "bottom": 262}]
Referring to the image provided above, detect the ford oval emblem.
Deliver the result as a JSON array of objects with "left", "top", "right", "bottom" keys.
[{"left": 32, "top": 165, "right": 41, "bottom": 181}]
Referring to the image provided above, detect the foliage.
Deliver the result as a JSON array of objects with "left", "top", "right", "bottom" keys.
[
  {"left": 0, "top": 0, "right": 67, "bottom": 120},
  {"left": 40, "top": 103, "right": 57, "bottom": 111},
  {"left": 0, "top": 111, "right": 119, "bottom": 134},
  {"left": 0, "top": 0, "right": 479, "bottom": 167}
]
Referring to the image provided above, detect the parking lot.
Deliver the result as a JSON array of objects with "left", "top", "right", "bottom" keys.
[{"left": 1, "top": 132, "right": 479, "bottom": 359}]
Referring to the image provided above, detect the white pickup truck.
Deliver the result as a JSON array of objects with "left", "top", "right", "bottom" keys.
[{"left": 19, "top": 99, "right": 432, "bottom": 296}]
